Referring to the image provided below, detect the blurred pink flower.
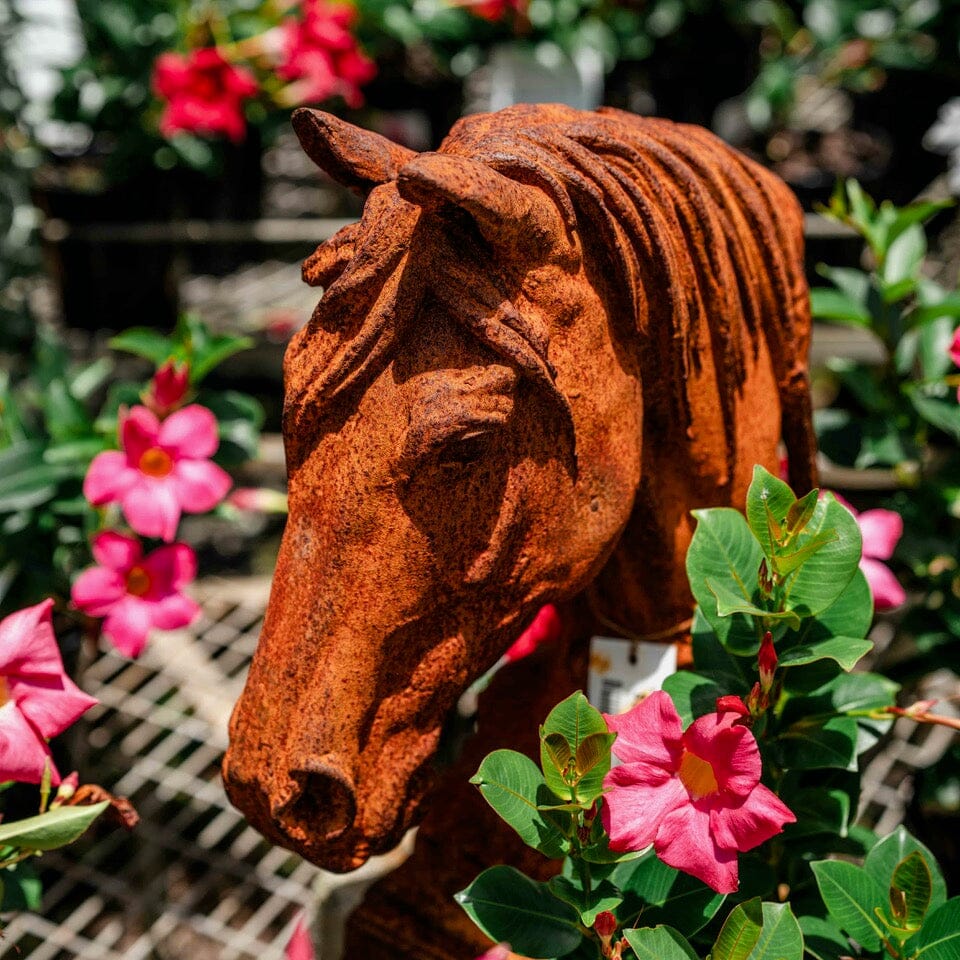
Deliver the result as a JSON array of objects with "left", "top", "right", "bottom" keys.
[
  {"left": 602, "top": 691, "right": 795, "bottom": 893},
  {"left": 71, "top": 532, "right": 201, "bottom": 658},
  {"left": 277, "top": 0, "right": 376, "bottom": 107},
  {"left": 143, "top": 360, "right": 190, "bottom": 418},
  {"left": 228, "top": 487, "right": 289, "bottom": 514},
  {"left": 152, "top": 48, "right": 258, "bottom": 142},
  {"left": 949, "top": 327, "right": 960, "bottom": 369},
  {"left": 476, "top": 946, "right": 511, "bottom": 960},
  {"left": 0, "top": 600, "right": 97, "bottom": 785},
  {"left": 833, "top": 494, "right": 905, "bottom": 610},
  {"left": 503, "top": 604, "right": 561, "bottom": 663},
  {"left": 285, "top": 915, "right": 315, "bottom": 960},
  {"left": 84, "top": 405, "right": 231, "bottom": 542}
]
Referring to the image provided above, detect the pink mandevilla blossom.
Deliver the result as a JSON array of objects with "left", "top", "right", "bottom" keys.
[
  {"left": 949, "top": 327, "right": 960, "bottom": 372},
  {"left": 0, "top": 600, "right": 97, "bottom": 785},
  {"left": 277, "top": 0, "right": 376, "bottom": 107},
  {"left": 476, "top": 946, "right": 512, "bottom": 960},
  {"left": 71, "top": 532, "right": 201, "bottom": 658},
  {"left": 152, "top": 48, "right": 258, "bottom": 142},
  {"left": 833, "top": 494, "right": 905, "bottom": 610},
  {"left": 601, "top": 691, "right": 795, "bottom": 893},
  {"left": 144, "top": 360, "right": 189, "bottom": 418},
  {"left": 84, "top": 404, "right": 231, "bottom": 542},
  {"left": 503, "top": 604, "right": 561, "bottom": 663},
  {"left": 284, "top": 915, "right": 315, "bottom": 960}
]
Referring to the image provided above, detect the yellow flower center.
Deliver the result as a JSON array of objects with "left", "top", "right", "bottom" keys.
[
  {"left": 678, "top": 749, "right": 719, "bottom": 800},
  {"left": 125, "top": 566, "right": 152, "bottom": 597},
  {"left": 138, "top": 447, "right": 174, "bottom": 478},
  {"left": 0, "top": 676, "right": 8, "bottom": 707}
]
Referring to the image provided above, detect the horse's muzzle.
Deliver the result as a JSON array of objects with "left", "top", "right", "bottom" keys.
[{"left": 272, "top": 760, "right": 357, "bottom": 844}]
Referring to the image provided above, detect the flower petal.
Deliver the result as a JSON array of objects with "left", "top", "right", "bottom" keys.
[
  {"left": 159, "top": 404, "right": 220, "bottom": 459},
  {"left": 683, "top": 713, "right": 760, "bottom": 797},
  {"left": 9, "top": 673, "right": 97, "bottom": 739},
  {"left": 0, "top": 599, "right": 62, "bottom": 676},
  {"left": 601, "top": 763, "right": 686, "bottom": 852},
  {"left": 142, "top": 542, "right": 198, "bottom": 592},
  {"left": 83, "top": 451, "right": 137, "bottom": 505},
  {"left": 655, "top": 801, "right": 739, "bottom": 893},
  {"left": 857, "top": 508, "right": 903, "bottom": 561},
  {"left": 504, "top": 604, "right": 561, "bottom": 662},
  {"left": 710, "top": 784, "right": 796, "bottom": 853},
  {"left": 605, "top": 690, "right": 684, "bottom": 768},
  {"left": 170, "top": 459, "right": 232, "bottom": 514},
  {"left": 122, "top": 406, "right": 161, "bottom": 463},
  {"left": 122, "top": 480, "right": 182, "bottom": 542},
  {"left": 149, "top": 593, "right": 201, "bottom": 631},
  {"left": 90, "top": 531, "right": 141, "bottom": 572},
  {"left": 0, "top": 702, "right": 59, "bottom": 784},
  {"left": 102, "top": 600, "right": 155, "bottom": 658},
  {"left": 71, "top": 567, "right": 127, "bottom": 617},
  {"left": 860, "top": 557, "right": 906, "bottom": 611}
]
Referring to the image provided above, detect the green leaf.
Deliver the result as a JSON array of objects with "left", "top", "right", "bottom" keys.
[
  {"left": 777, "top": 636, "right": 872, "bottom": 671},
  {"left": 470, "top": 750, "right": 569, "bottom": 858},
  {"left": 547, "top": 876, "right": 622, "bottom": 926},
  {"left": 864, "top": 827, "right": 947, "bottom": 917},
  {"left": 108, "top": 327, "right": 174, "bottom": 364},
  {"left": 706, "top": 577, "right": 801, "bottom": 630},
  {"left": 790, "top": 568, "right": 873, "bottom": 645},
  {"left": 910, "top": 291, "right": 960, "bottom": 328},
  {"left": 687, "top": 508, "right": 764, "bottom": 655},
  {"left": 811, "top": 860, "right": 885, "bottom": 951},
  {"left": 915, "top": 898, "right": 960, "bottom": 959},
  {"left": 711, "top": 898, "right": 763, "bottom": 960},
  {"left": 0, "top": 441, "right": 78, "bottom": 513},
  {"left": 797, "top": 915, "right": 849, "bottom": 960},
  {"left": 778, "top": 716, "right": 858, "bottom": 770},
  {"left": 748, "top": 901, "right": 804, "bottom": 960},
  {"left": 783, "top": 787, "right": 850, "bottom": 838},
  {"left": 881, "top": 223, "right": 926, "bottom": 287},
  {"left": 455, "top": 866, "right": 583, "bottom": 959},
  {"left": 906, "top": 387, "right": 960, "bottom": 442},
  {"left": 780, "top": 493, "right": 861, "bottom": 618},
  {"left": 815, "top": 265, "right": 870, "bottom": 306},
  {"left": 889, "top": 851, "right": 932, "bottom": 930},
  {"left": 0, "top": 861, "right": 41, "bottom": 911},
  {"left": 809, "top": 287, "right": 871, "bottom": 327},
  {"left": 624, "top": 925, "right": 700, "bottom": 960},
  {"left": 0, "top": 802, "right": 109, "bottom": 851},
  {"left": 662, "top": 671, "right": 722, "bottom": 727},
  {"left": 690, "top": 608, "right": 752, "bottom": 694},
  {"left": 917, "top": 314, "right": 955, "bottom": 381},
  {"left": 746, "top": 464, "right": 797, "bottom": 556},
  {"left": 190, "top": 334, "right": 254, "bottom": 383},
  {"left": 540, "top": 692, "right": 610, "bottom": 804}
]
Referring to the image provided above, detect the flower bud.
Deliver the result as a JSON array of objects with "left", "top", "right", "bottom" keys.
[
  {"left": 759, "top": 631, "right": 777, "bottom": 693},
  {"left": 594, "top": 911, "right": 617, "bottom": 939},
  {"left": 144, "top": 360, "right": 189, "bottom": 417}
]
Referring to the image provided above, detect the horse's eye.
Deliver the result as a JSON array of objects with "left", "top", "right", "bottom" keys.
[{"left": 437, "top": 433, "right": 490, "bottom": 469}]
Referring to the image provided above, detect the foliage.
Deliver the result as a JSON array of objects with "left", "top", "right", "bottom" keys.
[
  {"left": 458, "top": 465, "right": 960, "bottom": 958},
  {"left": 0, "top": 315, "right": 260, "bottom": 617}
]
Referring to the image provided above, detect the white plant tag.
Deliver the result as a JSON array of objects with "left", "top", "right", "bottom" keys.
[{"left": 587, "top": 636, "right": 677, "bottom": 716}]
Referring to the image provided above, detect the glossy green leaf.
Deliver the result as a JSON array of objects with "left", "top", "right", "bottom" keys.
[
  {"left": 190, "top": 334, "right": 254, "bottom": 383},
  {"left": 864, "top": 827, "right": 947, "bottom": 916},
  {"left": 690, "top": 608, "right": 751, "bottom": 694},
  {"left": 889, "top": 851, "right": 932, "bottom": 930},
  {"left": 687, "top": 508, "right": 764, "bottom": 655},
  {"left": 748, "top": 901, "right": 804, "bottom": 960},
  {"left": 820, "top": 672, "right": 899, "bottom": 714},
  {"left": 809, "top": 287, "right": 871, "bottom": 327},
  {"left": 470, "top": 750, "right": 569, "bottom": 858},
  {"left": 915, "top": 898, "right": 960, "bottom": 959},
  {"left": 711, "top": 898, "right": 763, "bottom": 960},
  {"left": 0, "top": 860, "right": 41, "bottom": 911},
  {"left": 108, "top": 327, "right": 174, "bottom": 364},
  {"left": 0, "top": 801, "right": 109, "bottom": 851},
  {"left": 789, "top": 568, "right": 873, "bottom": 645},
  {"left": 906, "top": 387, "right": 960, "bottom": 442},
  {"left": 779, "top": 493, "right": 861, "bottom": 617},
  {"left": 778, "top": 716, "right": 858, "bottom": 770},
  {"left": 746, "top": 465, "right": 797, "bottom": 557},
  {"left": 547, "top": 876, "right": 622, "bottom": 927},
  {"left": 706, "top": 577, "right": 801, "bottom": 629},
  {"left": 782, "top": 787, "right": 850, "bottom": 838},
  {"left": 540, "top": 692, "right": 609, "bottom": 804},
  {"left": 777, "top": 636, "right": 872, "bottom": 670},
  {"left": 881, "top": 223, "right": 926, "bottom": 286},
  {"left": 624, "top": 925, "right": 700, "bottom": 960},
  {"left": 797, "top": 915, "right": 850, "bottom": 960},
  {"left": 455, "top": 866, "right": 583, "bottom": 959},
  {"left": 811, "top": 860, "right": 885, "bottom": 951}
]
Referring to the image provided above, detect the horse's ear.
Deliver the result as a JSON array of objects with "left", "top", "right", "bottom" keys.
[
  {"left": 396, "top": 153, "right": 560, "bottom": 250},
  {"left": 292, "top": 108, "right": 417, "bottom": 197}
]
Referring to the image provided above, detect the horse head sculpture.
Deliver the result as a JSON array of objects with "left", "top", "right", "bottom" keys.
[{"left": 223, "top": 103, "right": 816, "bottom": 873}]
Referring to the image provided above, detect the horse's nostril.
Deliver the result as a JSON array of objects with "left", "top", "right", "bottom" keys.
[{"left": 279, "top": 767, "right": 357, "bottom": 843}]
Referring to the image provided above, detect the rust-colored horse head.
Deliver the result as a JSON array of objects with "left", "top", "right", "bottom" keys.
[{"left": 223, "top": 103, "right": 816, "bottom": 872}]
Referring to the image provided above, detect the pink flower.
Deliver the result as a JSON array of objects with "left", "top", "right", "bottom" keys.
[
  {"left": 476, "top": 946, "right": 511, "bottom": 960},
  {"left": 949, "top": 327, "right": 960, "bottom": 369},
  {"left": 503, "top": 604, "right": 561, "bottom": 662},
  {"left": 227, "top": 487, "right": 289, "bottom": 514},
  {"left": 277, "top": 1, "right": 376, "bottom": 108},
  {"left": 833, "top": 494, "right": 905, "bottom": 610},
  {"left": 152, "top": 48, "right": 258, "bottom": 142},
  {"left": 601, "top": 691, "right": 795, "bottom": 893},
  {"left": 143, "top": 360, "right": 190, "bottom": 418},
  {"left": 84, "top": 404, "right": 232, "bottom": 542},
  {"left": 285, "top": 915, "right": 315, "bottom": 960},
  {"left": 0, "top": 600, "right": 97, "bottom": 785},
  {"left": 71, "top": 532, "right": 201, "bottom": 658}
]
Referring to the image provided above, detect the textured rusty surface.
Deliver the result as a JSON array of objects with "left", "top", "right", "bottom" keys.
[{"left": 223, "top": 104, "right": 816, "bottom": 888}]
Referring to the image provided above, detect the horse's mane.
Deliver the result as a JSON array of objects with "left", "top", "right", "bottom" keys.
[{"left": 284, "top": 104, "right": 812, "bottom": 486}]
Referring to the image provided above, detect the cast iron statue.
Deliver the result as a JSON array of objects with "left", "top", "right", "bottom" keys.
[{"left": 223, "top": 104, "right": 816, "bottom": 892}]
